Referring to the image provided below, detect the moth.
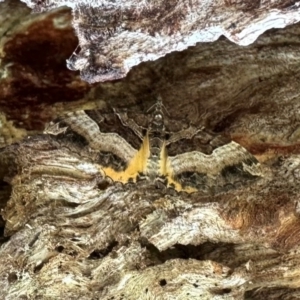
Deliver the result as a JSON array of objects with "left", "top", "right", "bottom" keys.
[{"left": 46, "top": 99, "right": 262, "bottom": 194}]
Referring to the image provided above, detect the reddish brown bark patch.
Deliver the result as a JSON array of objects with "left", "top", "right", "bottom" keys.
[{"left": 0, "top": 8, "right": 89, "bottom": 130}]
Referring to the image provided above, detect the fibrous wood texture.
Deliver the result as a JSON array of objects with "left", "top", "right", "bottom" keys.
[
  {"left": 1, "top": 0, "right": 300, "bottom": 299},
  {"left": 21, "top": 0, "right": 300, "bottom": 82}
]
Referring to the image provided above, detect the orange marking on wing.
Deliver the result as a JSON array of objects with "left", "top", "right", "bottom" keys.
[
  {"left": 165, "top": 156, "right": 198, "bottom": 193},
  {"left": 102, "top": 134, "right": 150, "bottom": 183}
]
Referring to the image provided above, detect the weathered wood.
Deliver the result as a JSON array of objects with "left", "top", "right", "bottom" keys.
[{"left": 1, "top": 0, "right": 300, "bottom": 299}]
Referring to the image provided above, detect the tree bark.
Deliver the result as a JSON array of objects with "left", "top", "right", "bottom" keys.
[{"left": 1, "top": 0, "right": 300, "bottom": 299}]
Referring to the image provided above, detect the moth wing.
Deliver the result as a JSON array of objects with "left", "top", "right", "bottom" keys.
[{"left": 166, "top": 141, "right": 263, "bottom": 193}]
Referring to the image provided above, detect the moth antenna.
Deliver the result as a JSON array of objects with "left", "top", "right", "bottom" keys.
[
  {"left": 161, "top": 102, "right": 169, "bottom": 116},
  {"left": 147, "top": 95, "right": 169, "bottom": 116}
]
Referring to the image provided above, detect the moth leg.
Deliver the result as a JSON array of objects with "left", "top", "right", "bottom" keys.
[
  {"left": 114, "top": 110, "right": 145, "bottom": 140},
  {"left": 166, "top": 125, "right": 205, "bottom": 145}
]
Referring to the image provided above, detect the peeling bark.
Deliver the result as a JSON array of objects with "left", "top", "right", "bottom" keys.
[{"left": 19, "top": 0, "right": 300, "bottom": 82}]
